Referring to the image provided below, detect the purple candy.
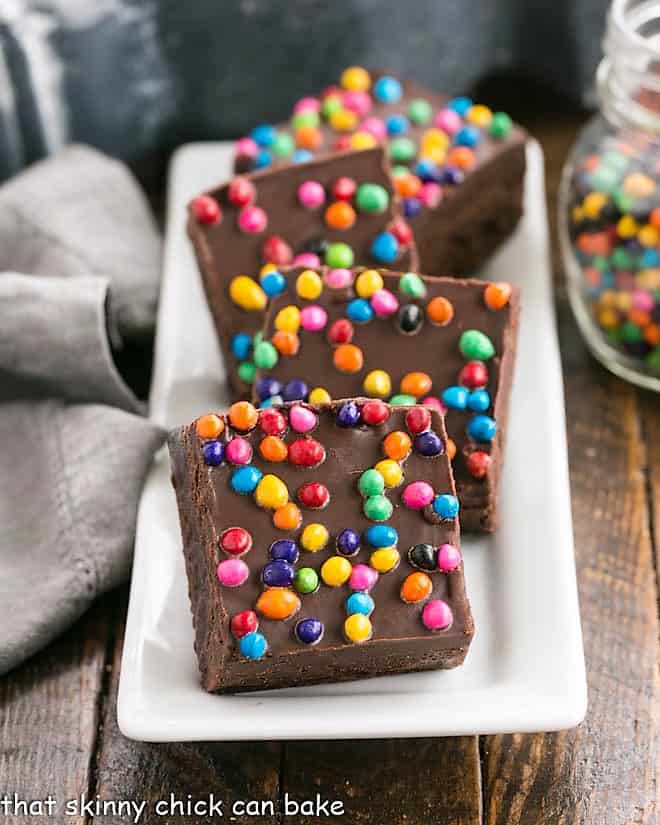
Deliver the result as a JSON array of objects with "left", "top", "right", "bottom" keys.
[
  {"left": 262, "top": 560, "right": 295, "bottom": 587},
  {"left": 202, "top": 441, "right": 225, "bottom": 465},
  {"left": 403, "top": 197, "right": 422, "bottom": 218},
  {"left": 336, "top": 401, "right": 361, "bottom": 427},
  {"left": 255, "top": 376, "right": 282, "bottom": 401},
  {"left": 295, "top": 617, "right": 324, "bottom": 645},
  {"left": 337, "top": 528, "right": 360, "bottom": 556},
  {"left": 269, "top": 539, "right": 299, "bottom": 563},
  {"left": 414, "top": 430, "right": 444, "bottom": 457},
  {"left": 281, "top": 379, "right": 309, "bottom": 402},
  {"left": 438, "top": 166, "right": 464, "bottom": 186}
]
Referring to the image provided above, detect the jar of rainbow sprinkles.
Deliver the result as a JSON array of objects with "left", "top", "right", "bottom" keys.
[{"left": 560, "top": 0, "right": 660, "bottom": 390}]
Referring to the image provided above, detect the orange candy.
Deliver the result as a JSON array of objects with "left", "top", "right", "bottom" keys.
[
  {"left": 484, "top": 282, "right": 512, "bottom": 310},
  {"left": 426, "top": 296, "right": 454, "bottom": 325},
  {"left": 628, "top": 309, "right": 650, "bottom": 328},
  {"left": 446, "top": 438, "right": 457, "bottom": 460},
  {"left": 394, "top": 174, "right": 422, "bottom": 198},
  {"left": 400, "top": 371, "right": 432, "bottom": 397},
  {"left": 577, "top": 232, "right": 612, "bottom": 256},
  {"left": 333, "top": 343, "right": 364, "bottom": 373},
  {"left": 650, "top": 207, "right": 660, "bottom": 230},
  {"left": 325, "top": 201, "right": 356, "bottom": 230},
  {"left": 272, "top": 329, "right": 300, "bottom": 356},
  {"left": 195, "top": 413, "right": 224, "bottom": 439},
  {"left": 447, "top": 146, "right": 475, "bottom": 170},
  {"left": 273, "top": 502, "right": 302, "bottom": 530},
  {"left": 644, "top": 324, "right": 660, "bottom": 346},
  {"left": 400, "top": 572, "right": 433, "bottom": 604},
  {"left": 228, "top": 401, "right": 258, "bottom": 431},
  {"left": 259, "top": 435, "right": 288, "bottom": 462},
  {"left": 296, "top": 125, "right": 322, "bottom": 150},
  {"left": 256, "top": 588, "right": 301, "bottom": 620},
  {"left": 383, "top": 430, "right": 412, "bottom": 461}
]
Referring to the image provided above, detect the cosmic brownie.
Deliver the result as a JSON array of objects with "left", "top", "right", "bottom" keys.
[
  {"left": 169, "top": 400, "right": 473, "bottom": 693},
  {"left": 233, "top": 66, "right": 526, "bottom": 275},
  {"left": 252, "top": 268, "right": 519, "bottom": 532},
  {"left": 187, "top": 146, "right": 416, "bottom": 395}
]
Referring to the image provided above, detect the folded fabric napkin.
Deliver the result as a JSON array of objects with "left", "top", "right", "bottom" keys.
[{"left": 0, "top": 146, "right": 165, "bottom": 675}]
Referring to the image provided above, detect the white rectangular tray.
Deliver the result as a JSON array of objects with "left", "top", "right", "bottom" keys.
[{"left": 117, "top": 140, "right": 587, "bottom": 741}]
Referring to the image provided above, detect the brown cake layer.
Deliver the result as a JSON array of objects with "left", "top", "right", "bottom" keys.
[{"left": 169, "top": 401, "right": 473, "bottom": 693}]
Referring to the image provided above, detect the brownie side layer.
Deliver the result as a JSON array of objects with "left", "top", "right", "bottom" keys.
[{"left": 169, "top": 402, "right": 473, "bottom": 693}]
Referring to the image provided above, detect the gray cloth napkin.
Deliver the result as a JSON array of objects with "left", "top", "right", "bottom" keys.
[{"left": 0, "top": 146, "right": 165, "bottom": 675}]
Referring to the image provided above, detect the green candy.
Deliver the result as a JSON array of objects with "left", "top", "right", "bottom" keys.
[
  {"left": 399, "top": 272, "right": 427, "bottom": 298},
  {"left": 389, "top": 393, "right": 417, "bottom": 406},
  {"left": 237, "top": 361, "right": 256, "bottom": 382},
  {"left": 647, "top": 347, "right": 660, "bottom": 373},
  {"left": 359, "top": 468, "right": 385, "bottom": 497},
  {"left": 252, "top": 331, "right": 264, "bottom": 348},
  {"left": 322, "top": 94, "right": 342, "bottom": 118},
  {"left": 613, "top": 188, "right": 633, "bottom": 213},
  {"left": 295, "top": 567, "right": 319, "bottom": 594},
  {"left": 355, "top": 183, "right": 389, "bottom": 213},
  {"left": 593, "top": 255, "right": 610, "bottom": 272},
  {"left": 325, "top": 242, "right": 354, "bottom": 268},
  {"left": 590, "top": 165, "right": 619, "bottom": 194},
  {"left": 389, "top": 137, "right": 417, "bottom": 163},
  {"left": 620, "top": 321, "right": 643, "bottom": 343},
  {"left": 272, "top": 132, "right": 295, "bottom": 157},
  {"left": 391, "top": 165, "right": 410, "bottom": 178},
  {"left": 363, "top": 494, "right": 393, "bottom": 522},
  {"left": 253, "top": 341, "right": 278, "bottom": 369},
  {"left": 408, "top": 98, "right": 432, "bottom": 125},
  {"left": 610, "top": 248, "right": 634, "bottom": 269},
  {"left": 459, "top": 329, "right": 495, "bottom": 361},
  {"left": 290, "top": 111, "right": 319, "bottom": 130},
  {"left": 601, "top": 150, "right": 629, "bottom": 173},
  {"left": 489, "top": 112, "right": 512, "bottom": 139}
]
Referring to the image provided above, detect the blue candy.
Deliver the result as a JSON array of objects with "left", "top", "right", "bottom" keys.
[
  {"left": 442, "top": 385, "right": 468, "bottom": 410},
  {"left": 250, "top": 124, "right": 276, "bottom": 147},
  {"left": 414, "top": 159, "right": 439, "bottom": 182},
  {"left": 467, "top": 389, "right": 491, "bottom": 412},
  {"left": 262, "top": 560, "right": 295, "bottom": 587},
  {"left": 347, "top": 298, "right": 374, "bottom": 323},
  {"left": 260, "top": 270, "right": 286, "bottom": 297},
  {"left": 448, "top": 96, "right": 473, "bottom": 115},
  {"left": 336, "top": 401, "right": 361, "bottom": 427},
  {"left": 281, "top": 379, "right": 308, "bottom": 402},
  {"left": 386, "top": 113, "right": 409, "bottom": 135},
  {"left": 294, "top": 618, "right": 324, "bottom": 645},
  {"left": 373, "top": 75, "right": 403, "bottom": 103},
  {"left": 346, "top": 592, "right": 375, "bottom": 616},
  {"left": 231, "top": 466, "right": 262, "bottom": 494},
  {"left": 365, "top": 524, "right": 398, "bottom": 548},
  {"left": 433, "top": 494, "right": 460, "bottom": 519},
  {"left": 371, "top": 231, "right": 399, "bottom": 264},
  {"left": 231, "top": 333, "right": 252, "bottom": 360},
  {"left": 269, "top": 539, "right": 299, "bottom": 563},
  {"left": 454, "top": 125, "right": 480, "bottom": 148},
  {"left": 292, "top": 149, "right": 313, "bottom": 164},
  {"left": 239, "top": 631, "right": 268, "bottom": 659},
  {"left": 255, "top": 149, "right": 272, "bottom": 168},
  {"left": 467, "top": 414, "right": 497, "bottom": 442},
  {"left": 202, "top": 441, "right": 224, "bottom": 466}
]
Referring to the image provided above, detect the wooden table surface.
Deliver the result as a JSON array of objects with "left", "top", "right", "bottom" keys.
[{"left": 1, "top": 91, "right": 658, "bottom": 824}]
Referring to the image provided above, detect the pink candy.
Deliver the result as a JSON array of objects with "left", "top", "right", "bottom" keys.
[
  {"left": 422, "top": 396, "right": 446, "bottom": 414},
  {"left": 437, "top": 543, "right": 462, "bottom": 572},
  {"left": 324, "top": 268, "right": 354, "bottom": 289},
  {"left": 401, "top": 481, "right": 435, "bottom": 509},
  {"left": 371, "top": 288, "right": 399, "bottom": 317},
  {"left": 225, "top": 437, "right": 252, "bottom": 465},
  {"left": 342, "top": 90, "right": 372, "bottom": 116},
  {"left": 300, "top": 304, "right": 328, "bottom": 332},
  {"left": 238, "top": 205, "right": 267, "bottom": 233},
  {"left": 294, "top": 96, "right": 321, "bottom": 114},
  {"left": 435, "top": 108, "right": 462, "bottom": 135},
  {"left": 298, "top": 180, "right": 326, "bottom": 209},
  {"left": 632, "top": 288, "right": 654, "bottom": 312},
  {"left": 349, "top": 564, "right": 379, "bottom": 592},
  {"left": 217, "top": 558, "right": 249, "bottom": 587},
  {"left": 289, "top": 404, "right": 318, "bottom": 433},
  {"left": 235, "top": 137, "right": 258, "bottom": 158},
  {"left": 293, "top": 252, "right": 321, "bottom": 268},
  {"left": 422, "top": 599, "right": 453, "bottom": 631},
  {"left": 360, "top": 117, "right": 387, "bottom": 141},
  {"left": 419, "top": 182, "right": 443, "bottom": 209}
]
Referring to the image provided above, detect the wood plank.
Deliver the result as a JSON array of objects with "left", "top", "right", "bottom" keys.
[
  {"left": 0, "top": 593, "right": 113, "bottom": 824},
  {"left": 482, "top": 302, "right": 658, "bottom": 825},
  {"left": 92, "top": 595, "right": 281, "bottom": 825},
  {"left": 639, "top": 392, "right": 660, "bottom": 594},
  {"left": 282, "top": 737, "right": 481, "bottom": 825}
]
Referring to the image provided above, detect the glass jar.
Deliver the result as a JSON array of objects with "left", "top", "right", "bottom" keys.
[{"left": 560, "top": 0, "right": 660, "bottom": 390}]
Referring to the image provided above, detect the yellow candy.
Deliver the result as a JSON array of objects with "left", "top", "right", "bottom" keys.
[
  {"left": 344, "top": 613, "right": 372, "bottom": 643},
  {"left": 623, "top": 171, "right": 656, "bottom": 199},
  {"left": 637, "top": 268, "right": 660, "bottom": 289},
  {"left": 370, "top": 547, "right": 400, "bottom": 573},
  {"left": 351, "top": 131, "right": 378, "bottom": 150},
  {"left": 374, "top": 459, "right": 403, "bottom": 487},
  {"left": 639, "top": 224, "right": 660, "bottom": 247},
  {"left": 355, "top": 269, "right": 384, "bottom": 297},
  {"left": 582, "top": 192, "right": 608, "bottom": 219},
  {"left": 466, "top": 104, "right": 492, "bottom": 127},
  {"left": 617, "top": 215, "right": 638, "bottom": 238},
  {"left": 363, "top": 369, "right": 392, "bottom": 398},
  {"left": 571, "top": 206, "right": 584, "bottom": 223},
  {"left": 597, "top": 307, "right": 619, "bottom": 331},
  {"left": 340, "top": 66, "right": 371, "bottom": 92},
  {"left": 256, "top": 588, "right": 300, "bottom": 620},
  {"left": 296, "top": 269, "right": 323, "bottom": 300},
  {"left": 320, "top": 556, "right": 352, "bottom": 587},
  {"left": 229, "top": 275, "right": 267, "bottom": 311},
  {"left": 421, "top": 128, "right": 450, "bottom": 152},
  {"left": 274, "top": 305, "right": 301, "bottom": 332},
  {"left": 309, "top": 387, "right": 332, "bottom": 404},
  {"left": 260, "top": 262, "right": 277, "bottom": 276},
  {"left": 419, "top": 146, "right": 447, "bottom": 165},
  {"left": 598, "top": 289, "right": 618, "bottom": 308},
  {"left": 330, "top": 108, "right": 358, "bottom": 132},
  {"left": 255, "top": 474, "right": 288, "bottom": 510},
  {"left": 615, "top": 291, "right": 632, "bottom": 312},
  {"left": 301, "top": 523, "right": 329, "bottom": 552}
]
